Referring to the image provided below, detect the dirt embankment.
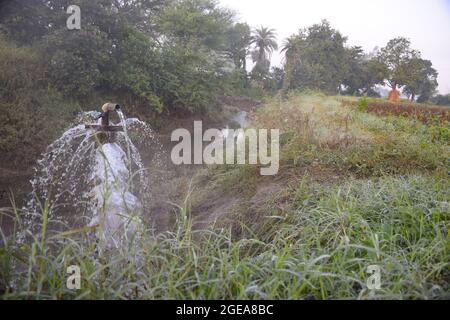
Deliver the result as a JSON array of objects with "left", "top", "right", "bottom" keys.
[{"left": 137, "top": 96, "right": 263, "bottom": 232}]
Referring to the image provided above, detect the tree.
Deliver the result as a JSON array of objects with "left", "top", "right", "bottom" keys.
[
  {"left": 270, "top": 67, "right": 285, "bottom": 91},
  {"left": 157, "top": 0, "right": 237, "bottom": 112},
  {"left": 377, "top": 37, "right": 420, "bottom": 91},
  {"left": 224, "top": 22, "right": 252, "bottom": 88},
  {"left": 281, "top": 20, "right": 348, "bottom": 94},
  {"left": 403, "top": 58, "right": 438, "bottom": 102},
  {"left": 159, "top": 0, "right": 233, "bottom": 50},
  {"left": 0, "top": 0, "right": 55, "bottom": 44},
  {"left": 251, "top": 26, "right": 278, "bottom": 79},
  {"left": 40, "top": 26, "right": 112, "bottom": 99},
  {"left": 281, "top": 35, "right": 304, "bottom": 91},
  {"left": 342, "top": 47, "right": 387, "bottom": 95},
  {"left": 342, "top": 46, "right": 366, "bottom": 95},
  {"left": 105, "top": 26, "right": 164, "bottom": 112},
  {"left": 225, "top": 23, "right": 252, "bottom": 71}
]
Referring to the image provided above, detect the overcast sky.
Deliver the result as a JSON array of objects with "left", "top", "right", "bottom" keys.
[{"left": 220, "top": 0, "right": 450, "bottom": 94}]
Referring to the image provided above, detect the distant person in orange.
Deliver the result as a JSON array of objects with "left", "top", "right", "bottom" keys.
[{"left": 388, "top": 89, "right": 401, "bottom": 103}]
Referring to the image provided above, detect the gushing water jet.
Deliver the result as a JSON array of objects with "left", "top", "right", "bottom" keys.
[{"left": 23, "top": 103, "right": 157, "bottom": 250}]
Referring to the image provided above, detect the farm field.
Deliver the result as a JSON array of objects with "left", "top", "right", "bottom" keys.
[
  {"left": 1, "top": 93, "right": 448, "bottom": 300},
  {"left": 341, "top": 97, "right": 450, "bottom": 124}
]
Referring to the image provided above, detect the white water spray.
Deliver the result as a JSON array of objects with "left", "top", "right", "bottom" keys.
[{"left": 24, "top": 109, "right": 157, "bottom": 249}]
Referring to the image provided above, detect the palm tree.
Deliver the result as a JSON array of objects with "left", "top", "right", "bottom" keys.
[
  {"left": 281, "top": 35, "right": 303, "bottom": 91},
  {"left": 251, "top": 26, "right": 278, "bottom": 76}
]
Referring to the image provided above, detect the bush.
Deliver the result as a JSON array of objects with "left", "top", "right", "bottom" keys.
[
  {"left": 0, "top": 36, "right": 80, "bottom": 169},
  {"left": 357, "top": 96, "right": 368, "bottom": 112},
  {"left": 40, "top": 27, "right": 111, "bottom": 100}
]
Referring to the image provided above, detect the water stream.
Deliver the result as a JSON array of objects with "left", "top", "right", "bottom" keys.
[{"left": 23, "top": 111, "right": 156, "bottom": 249}]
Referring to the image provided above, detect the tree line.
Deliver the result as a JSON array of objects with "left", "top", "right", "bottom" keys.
[
  {"left": 0, "top": 0, "right": 448, "bottom": 117},
  {"left": 0, "top": 0, "right": 290, "bottom": 112},
  {"left": 255, "top": 20, "right": 445, "bottom": 104}
]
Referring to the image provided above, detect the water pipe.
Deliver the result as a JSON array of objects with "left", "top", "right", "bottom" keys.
[{"left": 85, "top": 103, "right": 124, "bottom": 132}]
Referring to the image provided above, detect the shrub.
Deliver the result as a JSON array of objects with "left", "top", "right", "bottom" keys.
[
  {"left": 0, "top": 36, "right": 80, "bottom": 169},
  {"left": 357, "top": 96, "right": 368, "bottom": 112}
]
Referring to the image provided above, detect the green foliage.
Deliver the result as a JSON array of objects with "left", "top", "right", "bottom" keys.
[
  {"left": 159, "top": 0, "right": 233, "bottom": 50},
  {"left": 105, "top": 27, "right": 164, "bottom": 112},
  {"left": 280, "top": 30, "right": 440, "bottom": 99},
  {"left": 357, "top": 96, "right": 368, "bottom": 112},
  {"left": 224, "top": 22, "right": 253, "bottom": 89},
  {"left": 0, "top": 0, "right": 246, "bottom": 115},
  {"left": 281, "top": 20, "right": 348, "bottom": 94},
  {"left": 251, "top": 26, "right": 278, "bottom": 80},
  {"left": 41, "top": 26, "right": 112, "bottom": 99},
  {"left": 1, "top": 175, "right": 448, "bottom": 299},
  {"left": 159, "top": 42, "right": 229, "bottom": 113},
  {"left": 0, "top": 0, "right": 54, "bottom": 44},
  {"left": 403, "top": 58, "right": 438, "bottom": 102},
  {"left": 281, "top": 36, "right": 303, "bottom": 91},
  {"left": 377, "top": 37, "right": 437, "bottom": 97},
  {"left": 0, "top": 36, "right": 80, "bottom": 168},
  {"left": 0, "top": 0, "right": 266, "bottom": 174},
  {"left": 428, "top": 124, "right": 450, "bottom": 143},
  {"left": 225, "top": 23, "right": 252, "bottom": 71},
  {"left": 342, "top": 47, "right": 387, "bottom": 95}
]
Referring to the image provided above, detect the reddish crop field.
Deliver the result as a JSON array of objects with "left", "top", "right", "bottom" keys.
[
  {"left": 366, "top": 102, "right": 450, "bottom": 123},
  {"left": 341, "top": 98, "right": 450, "bottom": 124}
]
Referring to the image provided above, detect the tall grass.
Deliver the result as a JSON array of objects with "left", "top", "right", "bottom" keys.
[{"left": 0, "top": 175, "right": 448, "bottom": 300}]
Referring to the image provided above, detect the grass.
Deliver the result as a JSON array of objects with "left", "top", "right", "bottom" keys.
[
  {"left": 0, "top": 93, "right": 449, "bottom": 300},
  {"left": 1, "top": 175, "right": 448, "bottom": 299}
]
